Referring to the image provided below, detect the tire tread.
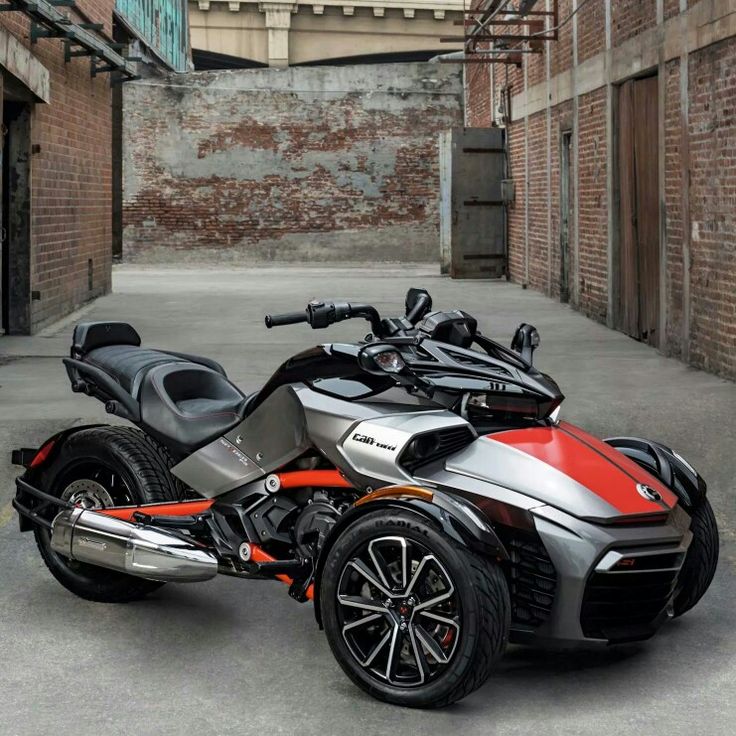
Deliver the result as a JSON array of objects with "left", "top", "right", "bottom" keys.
[{"left": 673, "top": 499, "right": 719, "bottom": 616}]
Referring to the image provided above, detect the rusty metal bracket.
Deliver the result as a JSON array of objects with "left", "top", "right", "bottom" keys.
[
  {"left": 6, "top": 0, "right": 137, "bottom": 79},
  {"left": 30, "top": 20, "right": 68, "bottom": 43},
  {"left": 447, "top": 0, "right": 559, "bottom": 68}
]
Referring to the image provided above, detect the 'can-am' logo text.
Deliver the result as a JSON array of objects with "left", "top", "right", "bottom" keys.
[{"left": 352, "top": 433, "right": 397, "bottom": 452}]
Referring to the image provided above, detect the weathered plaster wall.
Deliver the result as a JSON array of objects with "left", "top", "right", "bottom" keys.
[{"left": 122, "top": 63, "right": 463, "bottom": 262}]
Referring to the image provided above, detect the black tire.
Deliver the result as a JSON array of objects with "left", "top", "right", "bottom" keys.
[
  {"left": 33, "top": 426, "right": 184, "bottom": 603},
  {"left": 320, "top": 509, "right": 510, "bottom": 708},
  {"left": 673, "top": 499, "right": 719, "bottom": 617}
]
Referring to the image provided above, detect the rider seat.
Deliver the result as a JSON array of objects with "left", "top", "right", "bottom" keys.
[{"left": 71, "top": 321, "right": 246, "bottom": 452}]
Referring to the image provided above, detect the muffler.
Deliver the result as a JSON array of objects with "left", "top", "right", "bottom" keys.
[{"left": 50, "top": 507, "right": 218, "bottom": 583}]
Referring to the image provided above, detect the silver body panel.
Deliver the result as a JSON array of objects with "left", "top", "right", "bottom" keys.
[
  {"left": 171, "top": 378, "right": 693, "bottom": 645},
  {"left": 443, "top": 436, "right": 622, "bottom": 522},
  {"left": 173, "top": 383, "right": 472, "bottom": 496},
  {"left": 337, "top": 411, "right": 472, "bottom": 487},
  {"left": 172, "top": 386, "right": 311, "bottom": 497},
  {"left": 529, "top": 503, "right": 691, "bottom": 643},
  {"left": 420, "top": 465, "right": 692, "bottom": 643}
]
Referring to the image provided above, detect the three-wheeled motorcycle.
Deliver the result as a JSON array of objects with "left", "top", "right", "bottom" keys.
[{"left": 13, "top": 289, "right": 718, "bottom": 707}]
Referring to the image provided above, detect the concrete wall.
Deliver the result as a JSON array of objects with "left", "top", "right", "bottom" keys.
[
  {"left": 190, "top": 1, "right": 462, "bottom": 68},
  {"left": 465, "top": 0, "right": 736, "bottom": 380},
  {"left": 122, "top": 62, "right": 463, "bottom": 263},
  {"left": 1, "top": 2, "right": 115, "bottom": 333}
]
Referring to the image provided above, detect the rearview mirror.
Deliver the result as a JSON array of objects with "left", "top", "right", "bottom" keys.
[
  {"left": 511, "top": 323, "right": 540, "bottom": 365},
  {"left": 404, "top": 288, "right": 432, "bottom": 324}
]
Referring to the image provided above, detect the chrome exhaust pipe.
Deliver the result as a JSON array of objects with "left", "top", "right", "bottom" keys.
[{"left": 50, "top": 507, "right": 218, "bottom": 583}]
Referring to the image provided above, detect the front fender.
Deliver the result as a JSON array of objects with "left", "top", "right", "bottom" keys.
[
  {"left": 604, "top": 436, "right": 707, "bottom": 511},
  {"left": 312, "top": 485, "right": 507, "bottom": 627}
]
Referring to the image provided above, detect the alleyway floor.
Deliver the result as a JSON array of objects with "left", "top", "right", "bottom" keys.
[{"left": 0, "top": 265, "right": 733, "bottom": 735}]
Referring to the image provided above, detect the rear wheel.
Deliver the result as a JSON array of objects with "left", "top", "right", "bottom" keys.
[
  {"left": 33, "top": 426, "right": 183, "bottom": 603},
  {"left": 320, "top": 510, "right": 510, "bottom": 708},
  {"left": 673, "top": 499, "right": 719, "bottom": 617}
]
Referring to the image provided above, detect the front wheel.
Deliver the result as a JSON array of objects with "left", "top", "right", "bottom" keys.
[
  {"left": 320, "top": 509, "right": 510, "bottom": 708},
  {"left": 673, "top": 499, "right": 719, "bottom": 617}
]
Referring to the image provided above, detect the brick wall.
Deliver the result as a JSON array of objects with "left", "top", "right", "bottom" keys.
[
  {"left": 465, "top": 43, "right": 491, "bottom": 127},
  {"left": 464, "top": 0, "right": 735, "bottom": 380},
  {"left": 611, "top": 0, "right": 657, "bottom": 48},
  {"left": 577, "top": 0, "right": 606, "bottom": 63},
  {"left": 506, "top": 114, "right": 525, "bottom": 282},
  {"left": 1, "top": 3, "right": 114, "bottom": 332},
  {"left": 526, "top": 110, "right": 547, "bottom": 292},
  {"left": 576, "top": 86, "right": 607, "bottom": 321},
  {"left": 123, "top": 63, "right": 463, "bottom": 263},
  {"left": 687, "top": 38, "right": 736, "bottom": 376},
  {"left": 664, "top": 58, "right": 684, "bottom": 359}
]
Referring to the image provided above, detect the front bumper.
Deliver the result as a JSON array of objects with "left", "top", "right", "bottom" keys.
[{"left": 516, "top": 503, "right": 692, "bottom": 646}]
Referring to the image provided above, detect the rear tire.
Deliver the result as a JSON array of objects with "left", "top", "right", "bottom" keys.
[
  {"left": 320, "top": 509, "right": 510, "bottom": 708},
  {"left": 33, "top": 426, "right": 183, "bottom": 603},
  {"left": 673, "top": 499, "right": 719, "bottom": 617}
]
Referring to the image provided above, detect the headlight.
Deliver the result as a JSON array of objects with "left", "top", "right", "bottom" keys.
[{"left": 463, "top": 388, "right": 542, "bottom": 420}]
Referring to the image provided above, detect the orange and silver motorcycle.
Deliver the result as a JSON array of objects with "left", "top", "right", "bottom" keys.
[{"left": 13, "top": 289, "right": 718, "bottom": 707}]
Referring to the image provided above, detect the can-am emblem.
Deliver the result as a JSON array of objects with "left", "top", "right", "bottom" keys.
[{"left": 636, "top": 483, "right": 662, "bottom": 502}]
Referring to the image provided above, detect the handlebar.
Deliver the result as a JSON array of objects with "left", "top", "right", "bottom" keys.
[
  {"left": 264, "top": 311, "right": 308, "bottom": 328},
  {"left": 265, "top": 289, "right": 432, "bottom": 337},
  {"left": 266, "top": 301, "right": 382, "bottom": 335}
]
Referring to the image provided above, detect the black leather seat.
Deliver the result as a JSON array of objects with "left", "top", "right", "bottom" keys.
[
  {"left": 77, "top": 325, "right": 245, "bottom": 452},
  {"left": 138, "top": 362, "right": 246, "bottom": 452},
  {"left": 85, "top": 345, "right": 185, "bottom": 398}
]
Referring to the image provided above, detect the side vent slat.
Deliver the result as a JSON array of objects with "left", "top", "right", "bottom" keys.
[{"left": 399, "top": 426, "right": 475, "bottom": 474}]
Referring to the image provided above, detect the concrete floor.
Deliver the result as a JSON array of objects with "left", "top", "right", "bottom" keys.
[{"left": 0, "top": 265, "right": 734, "bottom": 736}]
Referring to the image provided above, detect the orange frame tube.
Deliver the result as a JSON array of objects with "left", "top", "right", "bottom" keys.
[
  {"left": 99, "top": 499, "right": 214, "bottom": 522},
  {"left": 94, "top": 469, "right": 347, "bottom": 600},
  {"left": 249, "top": 544, "right": 314, "bottom": 600},
  {"left": 276, "top": 470, "right": 352, "bottom": 489}
]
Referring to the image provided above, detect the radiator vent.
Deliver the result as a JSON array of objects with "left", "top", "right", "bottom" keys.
[{"left": 399, "top": 425, "right": 475, "bottom": 474}]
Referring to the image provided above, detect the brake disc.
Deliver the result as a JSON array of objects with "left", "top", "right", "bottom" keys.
[{"left": 61, "top": 479, "right": 114, "bottom": 509}]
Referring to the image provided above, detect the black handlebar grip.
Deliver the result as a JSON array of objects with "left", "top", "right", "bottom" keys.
[{"left": 264, "top": 311, "right": 308, "bottom": 328}]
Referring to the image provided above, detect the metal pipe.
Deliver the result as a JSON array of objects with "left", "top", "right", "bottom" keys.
[{"left": 51, "top": 507, "right": 219, "bottom": 583}]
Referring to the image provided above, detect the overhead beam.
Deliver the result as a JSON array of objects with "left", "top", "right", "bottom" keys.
[{"left": 3, "top": 0, "right": 137, "bottom": 79}]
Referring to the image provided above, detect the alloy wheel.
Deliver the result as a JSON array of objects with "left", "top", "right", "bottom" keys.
[{"left": 336, "top": 535, "right": 461, "bottom": 687}]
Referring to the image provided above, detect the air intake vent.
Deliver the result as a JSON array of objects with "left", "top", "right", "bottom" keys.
[
  {"left": 504, "top": 531, "right": 557, "bottom": 629},
  {"left": 444, "top": 350, "right": 512, "bottom": 376},
  {"left": 399, "top": 425, "right": 475, "bottom": 474},
  {"left": 580, "top": 550, "right": 684, "bottom": 642}
]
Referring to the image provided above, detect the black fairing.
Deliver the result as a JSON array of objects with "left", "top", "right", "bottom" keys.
[
  {"left": 604, "top": 437, "right": 707, "bottom": 511},
  {"left": 250, "top": 344, "right": 379, "bottom": 411}
]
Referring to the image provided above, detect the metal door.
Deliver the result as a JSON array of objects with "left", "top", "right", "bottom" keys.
[
  {"left": 617, "top": 76, "right": 660, "bottom": 346},
  {"left": 440, "top": 127, "right": 506, "bottom": 278}
]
